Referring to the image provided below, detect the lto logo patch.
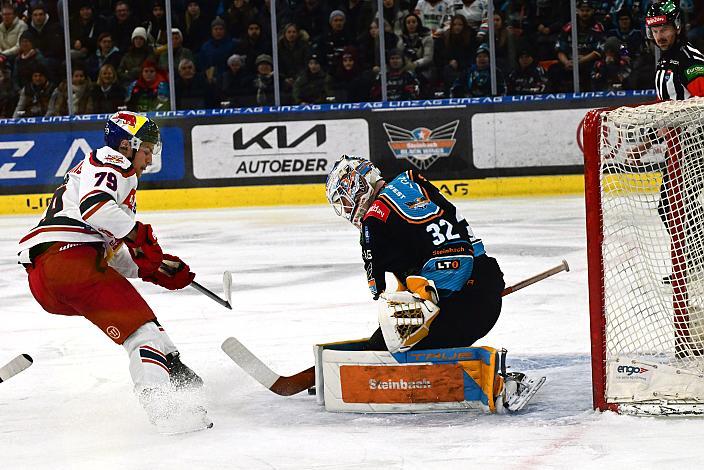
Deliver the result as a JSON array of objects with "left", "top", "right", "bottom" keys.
[{"left": 106, "top": 326, "right": 121, "bottom": 339}]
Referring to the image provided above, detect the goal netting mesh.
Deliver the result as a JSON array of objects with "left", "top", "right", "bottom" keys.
[{"left": 591, "top": 98, "right": 704, "bottom": 410}]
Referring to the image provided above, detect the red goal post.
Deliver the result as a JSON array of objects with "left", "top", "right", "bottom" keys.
[{"left": 584, "top": 99, "right": 704, "bottom": 415}]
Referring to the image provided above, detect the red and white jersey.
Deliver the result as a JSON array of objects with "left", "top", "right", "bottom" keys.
[{"left": 18, "top": 145, "right": 139, "bottom": 271}]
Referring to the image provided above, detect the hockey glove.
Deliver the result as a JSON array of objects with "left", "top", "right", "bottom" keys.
[
  {"left": 378, "top": 291, "right": 440, "bottom": 353},
  {"left": 124, "top": 221, "right": 163, "bottom": 276},
  {"left": 142, "top": 254, "right": 195, "bottom": 290}
]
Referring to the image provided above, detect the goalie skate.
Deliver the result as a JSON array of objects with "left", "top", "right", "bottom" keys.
[{"left": 502, "top": 372, "right": 546, "bottom": 413}]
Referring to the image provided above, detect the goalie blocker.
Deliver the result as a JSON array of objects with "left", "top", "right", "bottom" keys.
[{"left": 314, "top": 339, "right": 544, "bottom": 413}]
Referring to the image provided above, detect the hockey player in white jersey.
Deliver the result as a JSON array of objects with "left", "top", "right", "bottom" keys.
[{"left": 18, "top": 111, "right": 212, "bottom": 433}]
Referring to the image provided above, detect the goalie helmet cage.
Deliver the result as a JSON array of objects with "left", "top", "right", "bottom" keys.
[{"left": 584, "top": 98, "right": 704, "bottom": 415}]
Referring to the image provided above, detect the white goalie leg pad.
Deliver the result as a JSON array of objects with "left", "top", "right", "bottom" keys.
[
  {"left": 378, "top": 291, "right": 440, "bottom": 353},
  {"left": 123, "top": 322, "right": 171, "bottom": 392}
]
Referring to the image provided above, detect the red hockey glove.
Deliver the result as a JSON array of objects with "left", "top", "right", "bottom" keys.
[
  {"left": 124, "top": 221, "right": 163, "bottom": 276},
  {"left": 142, "top": 254, "right": 195, "bottom": 290}
]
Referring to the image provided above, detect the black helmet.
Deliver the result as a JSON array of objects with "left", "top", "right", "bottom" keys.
[{"left": 645, "top": 0, "right": 682, "bottom": 39}]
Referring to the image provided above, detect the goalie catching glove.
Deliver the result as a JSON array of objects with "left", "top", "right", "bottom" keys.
[
  {"left": 378, "top": 283, "right": 440, "bottom": 354},
  {"left": 142, "top": 254, "right": 195, "bottom": 290},
  {"left": 124, "top": 221, "right": 163, "bottom": 276}
]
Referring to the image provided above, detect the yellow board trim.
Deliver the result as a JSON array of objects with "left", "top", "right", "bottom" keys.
[{"left": 0, "top": 174, "right": 586, "bottom": 216}]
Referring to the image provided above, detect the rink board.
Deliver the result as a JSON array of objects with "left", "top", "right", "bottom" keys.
[
  {"left": 314, "top": 340, "right": 502, "bottom": 413},
  {"left": 0, "top": 174, "right": 584, "bottom": 215}
]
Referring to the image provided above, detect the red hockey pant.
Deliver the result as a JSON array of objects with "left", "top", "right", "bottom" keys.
[{"left": 26, "top": 243, "right": 156, "bottom": 345}]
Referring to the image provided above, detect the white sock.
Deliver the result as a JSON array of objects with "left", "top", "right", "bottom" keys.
[{"left": 123, "top": 322, "right": 171, "bottom": 392}]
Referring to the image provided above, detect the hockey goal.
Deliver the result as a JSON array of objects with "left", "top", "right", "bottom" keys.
[{"left": 584, "top": 98, "right": 704, "bottom": 415}]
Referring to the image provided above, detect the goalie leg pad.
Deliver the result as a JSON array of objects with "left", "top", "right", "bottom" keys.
[{"left": 378, "top": 291, "right": 440, "bottom": 353}]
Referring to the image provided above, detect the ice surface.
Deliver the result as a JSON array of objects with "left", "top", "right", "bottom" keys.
[{"left": 2, "top": 195, "right": 703, "bottom": 469}]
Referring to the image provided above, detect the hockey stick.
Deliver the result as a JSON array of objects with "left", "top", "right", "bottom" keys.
[
  {"left": 161, "top": 261, "right": 233, "bottom": 310},
  {"left": 222, "top": 260, "right": 570, "bottom": 396},
  {"left": 190, "top": 271, "right": 233, "bottom": 310},
  {"left": 500, "top": 259, "right": 569, "bottom": 296},
  {"left": 0, "top": 354, "right": 33, "bottom": 383},
  {"left": 221, "top": 338, "right": 314, "bottom": 396}
]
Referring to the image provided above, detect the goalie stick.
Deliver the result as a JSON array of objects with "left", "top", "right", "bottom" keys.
[
  {"left": 222, "top": 260, "right": 570, "bottom": 396},
  {"left": 221, "top": 338, "right": 314, "bottom": 396},
  {"left": 0, "top": 354, "right": 33, "bottom": 383}
]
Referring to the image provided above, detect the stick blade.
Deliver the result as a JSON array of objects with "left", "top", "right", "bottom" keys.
[
  {"left": 221, "top": 338, "right": 315, "bottom": 396},
  {"left": 270, "top": 367, "right": 315, "bottom": 396},
  {"left": 221, "top": 337, "right": 280, "bottom": 389},
  {"left": 0, "top": 354, "right": 33, "bottom": 383},
  {"left": 223, "top": 271, "right": 233, "bottom": 305}
]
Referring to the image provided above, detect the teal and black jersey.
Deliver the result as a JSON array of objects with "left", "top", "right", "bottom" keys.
[{"left": 360, "top": 170, "right": 484, "bottom": 299}]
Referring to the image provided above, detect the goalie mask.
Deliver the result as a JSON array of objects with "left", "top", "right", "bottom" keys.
[
  {"left": 645, "top": 0, "right": 682, "bottom": 40},
  {"left": 326, "top": 155, "right": 383, "bottom": 229}
]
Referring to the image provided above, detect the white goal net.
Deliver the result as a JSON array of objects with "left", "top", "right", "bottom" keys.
[{"left": 586, "top": 98, "right": 704, "bottom": 413}]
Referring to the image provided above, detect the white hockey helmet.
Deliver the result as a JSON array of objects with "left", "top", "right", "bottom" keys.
[{"left": 326, "top": 155, "right": 383, "bottom": 229}]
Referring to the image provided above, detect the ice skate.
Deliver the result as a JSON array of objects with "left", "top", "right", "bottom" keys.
[
  {"left": 501, "top": 372, "right": 546, "bottom": 413},
  {"left": 167, "top": 351, "right": 204, "bottom": 390}
]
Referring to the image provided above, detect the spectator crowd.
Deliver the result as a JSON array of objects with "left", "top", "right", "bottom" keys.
[{"left": 0, "top": 0, "right": 702, "bottom": 117}]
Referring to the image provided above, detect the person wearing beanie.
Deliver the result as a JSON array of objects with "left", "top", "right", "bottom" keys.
[
  {"left": 329, "top": 10, "right": 346, "bottom": 23},
  {"left": 292, "top": 52, "right": 333, "bottom": 104},
  {"left": 451, "top": 43, "right": 506, "bottom": 97},
  {"left": 506, "top": 47, "right": 548, "bottom": 95},
  {"left": 117, "top": 26, "right": 155, "bottom": 85},
  {"left": 252, "top": 52, "right": 276, "bottom": 105},
  {"left": 314, "top": 5, "right": 353, "bottom": 68},
  {"left": 330, "top": 45, "right": 372, "bottom": 102},
  {"left": 143, "top": 0, "right": 168, "bottom": 47},
  {"left": 211, "top": 17, "right": 226, "bottom": 29},
  {"left": 68, "top": 1, "right": 109, "bottom": 61},
  {"left": 370, "top": 48, "right": 420, "bottom": 100},
  {"left": 255, "top": 53, "right": 272, "bottom": 66},
  {"left": 12, "top": 31, "right": 47, "bottom": 88},
  {"left": 157, "top": 28, "right": 194, "bottom": 73},
  {"left": 197, "top": 16, "right": 237, "bottom": 78},
  {"left": 13, "top": 61, "right": 55, "bottom": 117},
  {"left": 590, "top": 36, "right": 631, "bottom": 91},
  {"left": 218, "top": 53, "right": 255, "bottom": 106},
  {"left": 606, "top": 8, "right": 644, "bottom": 62}
]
